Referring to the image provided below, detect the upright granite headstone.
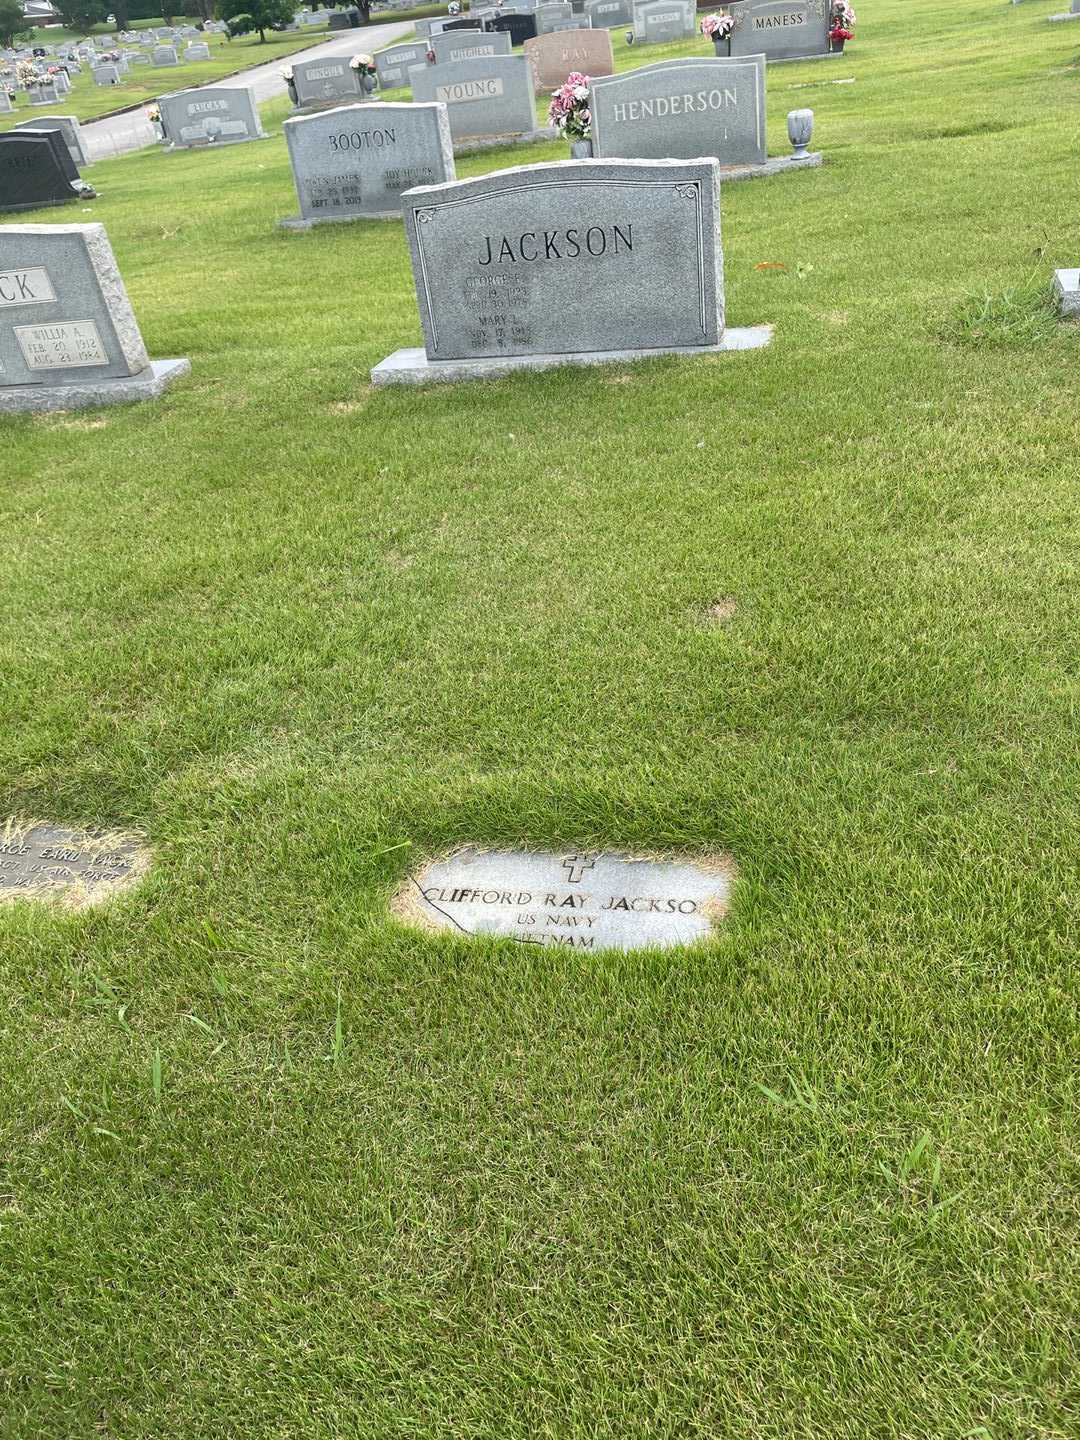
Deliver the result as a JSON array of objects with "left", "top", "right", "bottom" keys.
[
  {"left": 375, "top": 40, "right": 431, "bottom": 89},
  {"left": 152, "top": 45, "right": 180, "bottom": 65},
  {"left": 590, "top": 55, "right": 765, "bottom": 164},
  {"left": 0, "top": 88, "right": 14, "bottom": 114},
  {"left": 484, "top": 12, "right": 539, "bottom": 44},
  {"left": 524, "top": 26, "right": 613, "bottom": 91},
  {"left": 726, "top": 0, "right": 830, "bottom": 60},
  {"left": 13, "top": 126, "right": 85, "bottom": 192},
  {"left": 535, "top": 2, "right": 576, "bottom": 32},
  {"left": 291, "top": 53, "right": 364, "bottom": 107},
  {"left": 409, "top": 54, "right": 540, "bottom": 145},
  {"left": 372, "top": 156, "right": 771, "bottom": 384},
  {"left": 28, "top": 80, "right": 60, "bottom": 105},
  {"left": 584, "top": 0, "right": 633, "bottom": 26},
  {"left": 634, "top": 0, "right": 695, "bottom": 41},
  {"left": 429, "top": 29, "right": 512, "bottom": 64},
  {"left": 158, "top": 84, "right": 266, "bottom": 149},
  {"left": 93, "top": 63, "right": 120, "bottom": 84},
  {"left": 282, "top": 100, "right": 454, "bottom": 226},
  {"left": 0, "top": 223, "right": 189, "bottom": 411},
  {"left": 0, "top": 131, "right": 78, "bottom": 213},
  {"left": 185, "top": 42, "right": 211, "bottom": 60},
  {"left": 15, "top": 115, "right": 89, "bottom": 168}
]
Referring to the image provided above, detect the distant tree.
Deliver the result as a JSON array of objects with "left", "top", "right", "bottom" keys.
[
  {"left": 110, "top": 0, "right": 130, "bottom": 27},
  {"left": 224, "top": 0, "right": 291, "bottom": 39},
  {"left": 0, "top": 0, "right": 27, "bottom": 46},
  {"left": 55, "top": 0, "right": 108, "bottom": 28}
]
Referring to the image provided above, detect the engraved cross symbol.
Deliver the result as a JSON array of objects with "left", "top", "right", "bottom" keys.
[{"left": 561, "top": 853, "right": 596, "bottom": 884}]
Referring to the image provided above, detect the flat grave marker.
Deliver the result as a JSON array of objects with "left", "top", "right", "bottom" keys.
[
  {"left": 0, "top": 820, "right": 149, "bottom": 908},
  {"left": 392, "top": 847, "right": 736, "bottom": 952}
]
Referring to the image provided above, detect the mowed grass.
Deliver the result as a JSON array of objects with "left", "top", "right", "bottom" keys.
[
  {"left": 0, "top": 25, "right": 346, "bottom": 129},
  {"left": 1, "top": 0, "right": 1078, "bottom": 1436}
]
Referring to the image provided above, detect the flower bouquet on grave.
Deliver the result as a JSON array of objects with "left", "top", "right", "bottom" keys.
[
  {"left": 351, "top": 51, "right": 378, "bottom": 93},
  {"left": 549, "top": 72, "right": 592, "bottom": 157},
  {"left": 700, "top": 12, "right": 734, "bottom": 55},
  {"left": 828, "top": 0, "right": 855, "bottom": 51},
  {"left": 448, "top": 0, "right": 461, "bottom": 12},
  {"left": 146, "top": 102, "right": 165, "bottom": 139}
]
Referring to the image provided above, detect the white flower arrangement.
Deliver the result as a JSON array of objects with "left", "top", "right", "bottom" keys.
[{"left": 350, "top": 52, "right": 377, "bottom": 74}]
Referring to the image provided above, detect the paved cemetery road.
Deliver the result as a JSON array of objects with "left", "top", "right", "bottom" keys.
[{"left": 82, "top": 17, "right": 414, "bottom": 162}]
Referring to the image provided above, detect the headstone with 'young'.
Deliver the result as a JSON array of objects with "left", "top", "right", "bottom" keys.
[{"left": 408, "top": 54, "right": 542, "bottom": 147}]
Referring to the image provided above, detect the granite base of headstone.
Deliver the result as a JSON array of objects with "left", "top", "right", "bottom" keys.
[
  {"left": 372, "top": 156, "right": 771, "bottom": 386},
  {"left": 280, "top": 100, "right": 455, "bottom": 226},
  {"left": 0, "top": 223, "right": 189, "bottom": 413}
]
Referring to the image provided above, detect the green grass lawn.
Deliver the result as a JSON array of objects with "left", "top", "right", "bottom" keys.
[
  {"left": 1, "top": 26, "right": 349, "bottom": 129},
  {"left": 1, "top": 0, "right": 1078, "bottom": 1435}
]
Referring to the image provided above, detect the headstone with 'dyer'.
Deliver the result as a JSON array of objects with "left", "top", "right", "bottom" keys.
[
  {"left": 371, "top": 156, "right": 772, "bottom": 384},
  {"left": 0, "top": 223, "right": 189, "bottom": 412},
  {"left": 375, "top": 40, "right": 431, "bottom": 89},
  {"left": 281, "top": 100, "right": 454, "bottom": 226}
]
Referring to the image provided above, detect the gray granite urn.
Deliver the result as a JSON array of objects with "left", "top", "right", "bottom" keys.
[
  {"left": 570, "top": 136, "right": 592, "bottom": 157},
  {"left": 787, "top": 107, "right": 813, "bottom": 157}
]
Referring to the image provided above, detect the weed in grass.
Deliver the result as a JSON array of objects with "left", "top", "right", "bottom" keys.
[{"left": 943, "top": 276, "right": 1061, "bottom": 349}]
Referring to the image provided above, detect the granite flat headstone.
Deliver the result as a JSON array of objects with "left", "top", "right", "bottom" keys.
[
  {"left": 409, "top": 54, "right": 539, "bottom": 144},
  {"left": 392, "top": 847, "right": 736, "bottom": 952},
  {"left": 0, "top": 820, "right": 149, "bottom": 907},
  {"left": 375, "top": 40, "right": 432, "bottom": 88},
  {"left": 282, "top": 100, "right": 454, "bottom": 225},
  {"left": 726, "top": 0, "right": 830, "bottom": 60},
  {"left": 158, "top": 84, "right": 266, "bottom": 148},
  {"left": 524, "top": 26, "right": 613, "bottom": 90},
  {"left": 590, "top": 55, "right": 766, "bottom": 164},
  {"left": 373, "top": 156, "right": 772, "bottom": 383},
  {"left": 0, "top": 223, "right": 189, "bottom": 411}
]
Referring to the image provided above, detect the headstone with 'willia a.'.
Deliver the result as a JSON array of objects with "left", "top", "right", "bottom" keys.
[{"left": 0, "top": 224, "right": 189, "bottom": 412}]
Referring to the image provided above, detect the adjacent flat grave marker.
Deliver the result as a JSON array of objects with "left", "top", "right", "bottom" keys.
[
  {"left": 0, "top": 223, "right": 189, "bottom": 412},
  {"left": 393, "top": 847, "right": 736, "bottom": 952},
  {"left": 409, "top": 54, "right": 544, "bottom": 147},
  {"left": 372, "top": 156, "right": 771, "bottom": 384},
  {"left": 282, "top": 100, "right": 454, "bottom": 226},
  {"left": 0, "top": 820, "right": 149, "bottom": 907},
  {"left": 158, "top": 84, "right": 266, "bottom": 149},
  {"left": 524, "top": 26, "right": 613, "bottom": 91}
]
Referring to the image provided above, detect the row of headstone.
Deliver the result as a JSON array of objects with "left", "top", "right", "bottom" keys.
[{"left": 0, "top": 223, "right": 189, "bottom": 413}]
